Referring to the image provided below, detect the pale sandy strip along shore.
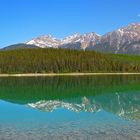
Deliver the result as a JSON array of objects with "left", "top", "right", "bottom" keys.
[{"left": 0, "top": 73, "right": 140, "bottom": 77}]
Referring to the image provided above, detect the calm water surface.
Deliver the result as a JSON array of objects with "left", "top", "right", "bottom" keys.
[{"left": 0, "top": 75, "right": 140, "bottom": 140}]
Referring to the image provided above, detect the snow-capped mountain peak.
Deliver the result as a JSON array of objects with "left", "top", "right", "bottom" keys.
[
  {"left": 26, "top": 32, "right": 100, "bottom": 49},
  {"left": 26, "top": 35, "right": 61, "bottom": 48},
  {"left": 62, "top": 33, "right": 81, "bottom": 44}
]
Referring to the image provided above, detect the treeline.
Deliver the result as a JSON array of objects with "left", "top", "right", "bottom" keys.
[{"left": 0, "top": 48, "right": 140, "bottom": 73}]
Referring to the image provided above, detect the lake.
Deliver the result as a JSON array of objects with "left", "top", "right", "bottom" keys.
[{"left": 0, "top": 75, "right": 140, "bottom": 140}]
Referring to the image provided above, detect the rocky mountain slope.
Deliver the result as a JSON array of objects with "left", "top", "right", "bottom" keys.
[{"left": 87, "top": 23, "right": 140, "bottom": 54}]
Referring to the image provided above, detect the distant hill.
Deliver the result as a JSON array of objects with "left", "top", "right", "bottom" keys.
[
  {"left": 2, "top": 43, "right": 39, "bottom": 50},
  {"left": 0, "top": 48, "right": 140, "bottom": 73}
]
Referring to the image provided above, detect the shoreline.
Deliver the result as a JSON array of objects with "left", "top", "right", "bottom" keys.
[{"left": 0, "top": 73, "right": 140, "bottom": 77}]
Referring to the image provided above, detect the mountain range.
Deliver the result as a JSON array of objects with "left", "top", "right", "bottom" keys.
[
  {"left": 3, "top": 23, "right": 140, "bottom": 55},
  {"left": 27, "top": 93, "right": 140, "bottom": 121}
]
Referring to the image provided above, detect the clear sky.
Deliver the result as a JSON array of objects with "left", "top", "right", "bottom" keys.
[{"left": 0, "top": 0, "right": 140, "bottom": 48}]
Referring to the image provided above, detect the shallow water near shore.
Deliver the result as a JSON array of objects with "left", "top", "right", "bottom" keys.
[{"left": 0, "top": 75, "right": 140, "bottom": 140}]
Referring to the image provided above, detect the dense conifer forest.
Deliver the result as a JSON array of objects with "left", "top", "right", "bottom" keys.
[{"left": 0, "top": 48, "right": 140, "bottom": 73}]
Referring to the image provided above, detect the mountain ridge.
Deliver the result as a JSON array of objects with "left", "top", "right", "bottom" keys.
[
  {"left": 27, "top": 94, "right": 140, "bottom": 121},
  {"left": 2, "top": 23, "right": 140, "bottom": 54},
  {"left": 26, "top": 32, "right": 100, "bottom": 50}
]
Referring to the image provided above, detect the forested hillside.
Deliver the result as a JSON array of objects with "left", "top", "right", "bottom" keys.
[{"left": 0, "top": 48, "right": 140, "bottom": 73}]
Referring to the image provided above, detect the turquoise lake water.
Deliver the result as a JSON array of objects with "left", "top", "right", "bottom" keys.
[{"left": 0, "top": 75, "right": 140, "bottom": 140}]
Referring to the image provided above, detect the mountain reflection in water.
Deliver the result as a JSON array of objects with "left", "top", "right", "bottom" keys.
[{"left": 0, "top": 75, "right": 139, "bottom": 121}]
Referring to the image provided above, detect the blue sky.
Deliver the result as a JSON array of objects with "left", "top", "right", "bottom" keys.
[{"left": 0, "top": 0, "right": 140, "bottom": 48}]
